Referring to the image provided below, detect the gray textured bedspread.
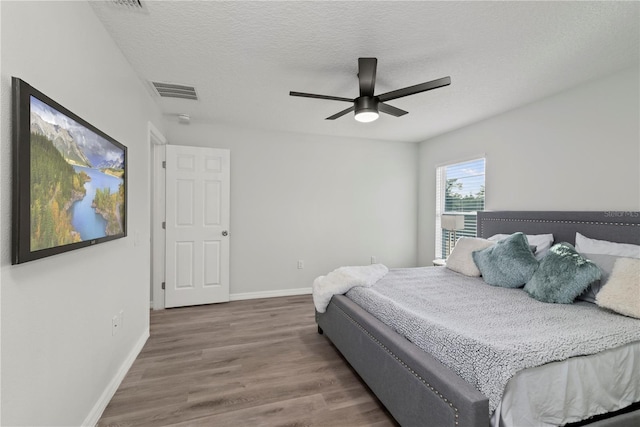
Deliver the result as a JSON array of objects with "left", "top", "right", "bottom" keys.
[{"left": 345, "top": 267, "right": 640, "bottom": 414}]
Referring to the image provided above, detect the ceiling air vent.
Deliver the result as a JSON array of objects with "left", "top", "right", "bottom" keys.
[
  {"left": 151, "top": 82, "right": 198, "bottom": 101},
  {"left": 113, "top": 0, "right": 143, "bottom": 8}
]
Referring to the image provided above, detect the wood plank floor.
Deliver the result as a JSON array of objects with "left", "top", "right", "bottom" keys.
[{"left": 98, "top": 295, "right": 398, "bottom": 426}]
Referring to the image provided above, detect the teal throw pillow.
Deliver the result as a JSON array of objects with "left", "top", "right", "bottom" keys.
[
  {"left": 472, "top": 232, "right": 539, "bottom": 288},
  {"left": 524, "top": 243, "right": 601, "bottom": 304}
]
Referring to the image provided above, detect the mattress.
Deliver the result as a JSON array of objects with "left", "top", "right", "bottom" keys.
[{"left": 344, "top": 267, "right": 640, "bottom": 426}]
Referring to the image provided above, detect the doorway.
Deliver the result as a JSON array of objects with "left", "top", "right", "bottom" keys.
[{"left": 149, "top": 131, "right": 231, "bottom": 309}]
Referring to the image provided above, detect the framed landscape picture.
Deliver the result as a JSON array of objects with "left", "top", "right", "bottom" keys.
[{"left": 12, "top": 77, "right": 127, "bottom": 264}]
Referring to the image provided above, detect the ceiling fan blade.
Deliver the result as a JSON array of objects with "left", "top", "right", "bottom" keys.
[
  {"left": 379, "top": 103, "right": 408, "bottom": 117},
  {"left": 326, "top": 106, "right": 355, "bottom": 120},
  {"left": 358, "top": 57, "right": 377, "bottom": 97},
  {"left": 289, "top": 91, "right": 353, "bottom": 103},
  {"left": 377, "top": 76, "right": 451, "bottom": 103}
]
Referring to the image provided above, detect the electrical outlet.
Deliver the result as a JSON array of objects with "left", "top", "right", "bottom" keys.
[
  {"left": 112, "top": 315, "right": 120, "bottom": 336},
  {"left": 297, "top": 260, "right": 304, "bottom": 269},
  {"left": 371, "top": 256, "right": 377, "bottom": 264}
]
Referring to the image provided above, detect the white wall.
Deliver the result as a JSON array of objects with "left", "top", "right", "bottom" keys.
[
  {"left": 418, "top": 67, "right": 640, "bottom": 265},
  {"left": 0, "top": 2, "right": 3, "bottom": 422},
  {"left": 164, "top": 123, "right": 418, "bottom": 298},
  {"left": 0, "top": 2, "right": 163, "bottom": 425}
]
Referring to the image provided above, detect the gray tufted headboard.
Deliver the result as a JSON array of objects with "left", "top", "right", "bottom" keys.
[{"left": 477, "top": 211, "right": 640, "bottom": 246}]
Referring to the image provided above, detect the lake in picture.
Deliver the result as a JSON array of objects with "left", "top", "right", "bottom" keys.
[{"left": 71, "top": 166, "right": 123, "bottom": 240}]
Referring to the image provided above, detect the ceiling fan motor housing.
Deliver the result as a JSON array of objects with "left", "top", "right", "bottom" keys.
[{"left": 355, "top": 96, "right": 379, "bottom": 115}]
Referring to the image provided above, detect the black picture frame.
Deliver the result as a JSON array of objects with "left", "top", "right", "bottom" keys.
[{"left": 12, "top": 77, "right": 127, "bottom": 264}]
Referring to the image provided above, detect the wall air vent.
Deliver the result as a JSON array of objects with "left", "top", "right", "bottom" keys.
[
  {"left": 151, "top": 82, "right": 199, "bottom": 101},
  {"left": 113, "top": 0, "right": 143, "bottom": 8}
]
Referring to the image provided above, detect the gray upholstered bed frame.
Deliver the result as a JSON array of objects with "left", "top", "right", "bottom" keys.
[{"left": 316, "top": 211, "right": 640, "bottom": 427}]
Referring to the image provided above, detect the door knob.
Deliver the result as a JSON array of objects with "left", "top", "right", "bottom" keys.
[{"left": 222, "top": 230, "right": 228, "bottom": 236}]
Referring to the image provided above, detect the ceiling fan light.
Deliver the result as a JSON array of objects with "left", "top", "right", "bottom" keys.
[
  {"left": 354, "top": 96, "right": 379, "bottom": 123},
  {"left": 354, "top": 111, "right": 379, "bottom": 123}
]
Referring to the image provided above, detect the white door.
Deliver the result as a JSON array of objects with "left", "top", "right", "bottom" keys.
[{"left": 165, "top": 145, "right": 230, "bottom": 308}]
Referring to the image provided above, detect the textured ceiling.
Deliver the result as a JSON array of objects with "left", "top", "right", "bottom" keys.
[{"left": 90, "top": 1, "right": 639, "bottom": 143}]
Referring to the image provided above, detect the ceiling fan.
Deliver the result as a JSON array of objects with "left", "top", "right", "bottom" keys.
[{"left": 290, "top": 57, "right": 451, "bottom": 123}]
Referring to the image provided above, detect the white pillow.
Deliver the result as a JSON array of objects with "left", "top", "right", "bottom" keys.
[
  {"left": 575, "top": 232, "right": 640, "bottom": 258},
  {"left": 596, "top": 257, "right": 640, "bottom": 319},
  {"left": 446, "top": 237, "right": 495, "bottom": 277},
  {"left": 488, "top": 233, "right": 554, "bottom": 260}
]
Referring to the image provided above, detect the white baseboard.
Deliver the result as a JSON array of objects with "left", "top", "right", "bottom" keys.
[
  {"left": 229, "top": 287, "right": 312, "bottom": 301},
  {"left": 82, "top": 329, "right": 150, "bottom": 426}
]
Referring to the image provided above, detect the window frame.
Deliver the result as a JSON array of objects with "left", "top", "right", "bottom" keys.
[{"left": 435, "top": 156, "right": 486, "bottom": 259}]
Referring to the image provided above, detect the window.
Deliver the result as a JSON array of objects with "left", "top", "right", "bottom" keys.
[{"left": 435, "top": 158, "right": 485, "bottom": 259}]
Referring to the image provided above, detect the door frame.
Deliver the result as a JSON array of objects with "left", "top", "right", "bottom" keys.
[{"left": 149, "top": 122, "right": 167, "bottom": 310}]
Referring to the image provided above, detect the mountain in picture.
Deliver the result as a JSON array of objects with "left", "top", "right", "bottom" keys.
[
  {"left": 30, "top": 111, "right": 92, "bottom": 167},
  {"left": 96, "top": 153, "right": 125, "bottom": 170}
]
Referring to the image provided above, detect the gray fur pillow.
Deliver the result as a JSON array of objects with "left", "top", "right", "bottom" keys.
[
  {"left": 472, "top": 232, "right": 539, "bottom": 288},
  {"left": 525, "top": 243, "right": 601, "bottom": 304}
]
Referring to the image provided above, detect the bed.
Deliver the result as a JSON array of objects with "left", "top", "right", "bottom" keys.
[{"left": 315, "top": 211, "right": 640, "bottom": 427}]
